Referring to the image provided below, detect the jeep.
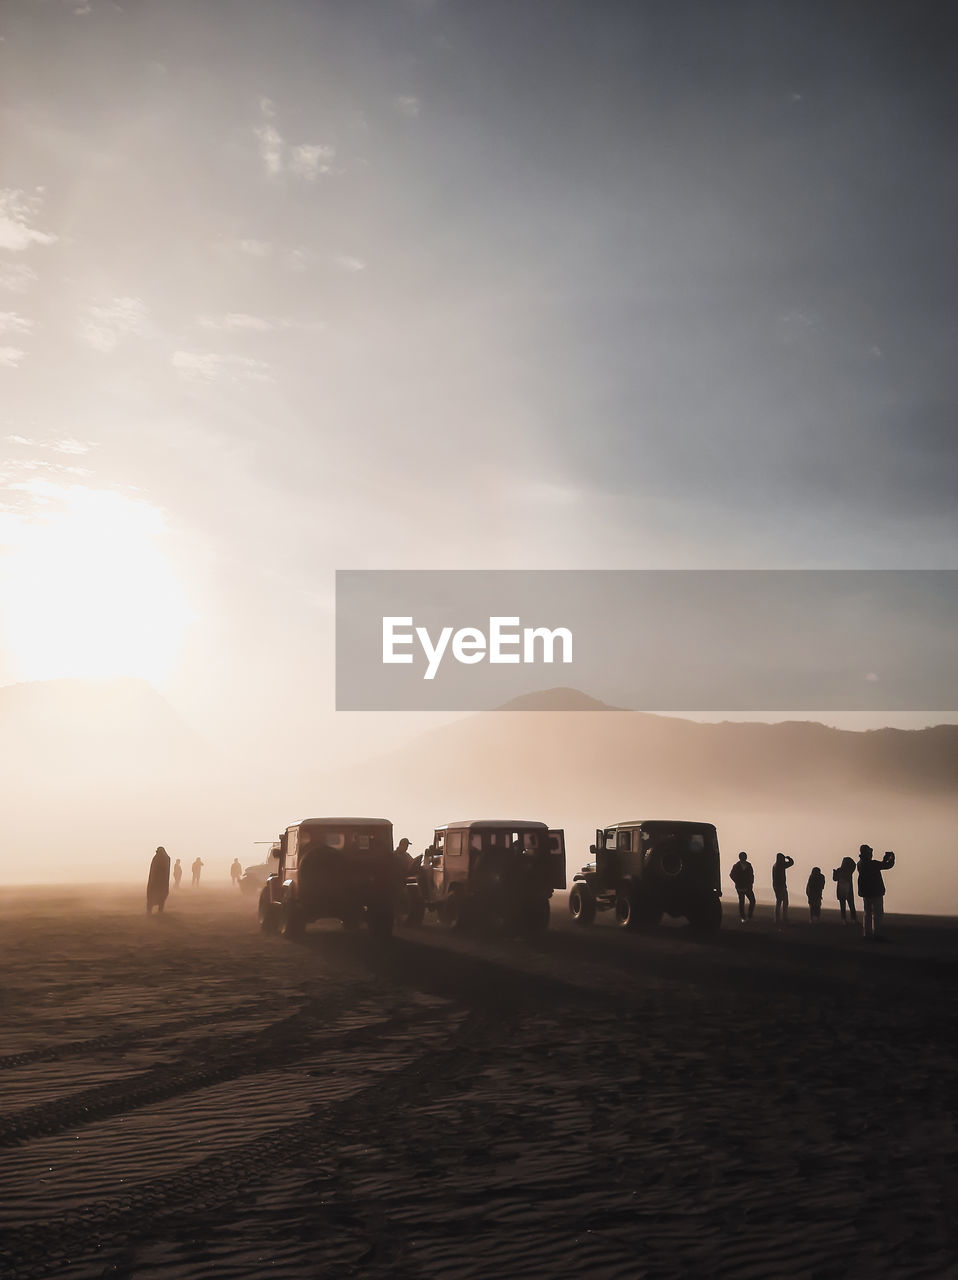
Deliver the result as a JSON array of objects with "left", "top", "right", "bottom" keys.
[
  {"left": 258, "top": 817, "right": 401, "bottom": 939},
  {"left": 569, "top": 820, "right": 722, "bottom": 932},
  {"left": 403, "top": 819, "right": 566, "bottom": 935}
]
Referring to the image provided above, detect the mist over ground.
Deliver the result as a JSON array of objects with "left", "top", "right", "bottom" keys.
[{"left": 1, "top": 678, "right": 954, "bottom": 917}]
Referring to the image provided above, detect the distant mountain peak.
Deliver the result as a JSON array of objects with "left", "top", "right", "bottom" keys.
[{"left": 496, "top": 687, "right": 623, "bottom": 712}]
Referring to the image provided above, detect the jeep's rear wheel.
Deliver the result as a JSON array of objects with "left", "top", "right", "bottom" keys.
[
  {"left": 520, "top": 897, "right": 550, "bottom": 936},
  {"left": 280, "top": 897, "right": 305, "bottom": 940},
  {"left": 439, "top": 893, "right": 466, "bottom": 931},
  {"left": 366, "top": 900, "right": 394, "bottom": 939},
  {"left": 689, "top": 895, "right": 723, "bottom": 934},
  {"left": 258, "top": 889, "right": 279, "bottom": 934},
  {"left": 568, "top": 883, "right": 596, "bottom": 926}
]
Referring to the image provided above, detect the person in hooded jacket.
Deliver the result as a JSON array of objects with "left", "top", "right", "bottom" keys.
[
  {"left": 832, "top": 855, "right": 857, "bottom": 923},
  {"left": 147, "top": 846, "right": 171, "bottom": 914}
]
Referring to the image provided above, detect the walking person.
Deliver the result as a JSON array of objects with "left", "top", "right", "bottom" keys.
[
  {"left": 772, "top": 852, "right": 794, "bottom": 927},
  {"left": 857, "top": 845, "right": 896, "bottom": 941},
  {"left": 806, "top": 866, "right": 826, "bottom": 922},
  {"left": 146, "top": 846, "right": 171, "bottom": 915},
  {"left": 172, "top": 858, "right": 182, "bottom": 890},
  {"left": 191, "top": 856, "right": 204, "bottom": 887},
  {"left": 729, "top": 851, "right": 756, "bottom": 922},
  {"left": 832, "top": 856, "right": 857, "bottom": 923},
  {"left": 230, "top": 857, "right": 243, "bottom": 888}
]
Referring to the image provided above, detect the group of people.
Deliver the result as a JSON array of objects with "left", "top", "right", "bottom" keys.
[
  {"left": 728, "top": 844, "right": 896, "bottom": 940},
  {"left": 145, "top": 848, "right": 206, "bottom": 914}
]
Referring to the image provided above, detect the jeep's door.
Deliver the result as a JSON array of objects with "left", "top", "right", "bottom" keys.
[
  {"left": 548, "top": 830, "right": 566, "bottom": 890},
  {"left": 443, "top": 829, "right": 468, "bottom": 891}
]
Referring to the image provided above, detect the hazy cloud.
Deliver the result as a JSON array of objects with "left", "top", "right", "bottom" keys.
[
  {"left": 394, "top": 95, "right": 421, "bottom": 118},
  {"left": 334, "top": 255, "right": 367, "bottom": 272},
  {"left": 0, "top": 347, "right": 26, "bottom": 369},
  {"left": 0, "top": 313, "right": 34, "bottom": 336},
  {"left": 0, "top": 190, "right": 57, "bottom": 252},
  {"left": 172, "top": 351, "right": 272, "bottom": 383},
  {"left": 0, "top": 263, "right": 38, "bottom": 293},
  {"left": 253, "top": 101, "right": 335, "bottom": 180},
  {"left": 81, "top": 297, "right": 147, "bottom": 352}
]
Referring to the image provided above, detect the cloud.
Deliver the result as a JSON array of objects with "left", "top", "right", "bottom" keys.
[
  {"left": 334, "top": 255, "right": 367, "bottom": 272},
  {"left": 81, "top": 296, "right": 147, "bottom": 352},
  {"left": 254, "top": 124, "right": 284, "bottom": 177},
  {"left": 253, "top": 100, "right": 335, "bottom": 179},
  {"left": 5, "top": 435, "right": 94, "bottom": 456},
  {"left": 394, "top": 95, "right": 421, "bottom": 118},
  {"left": 0, "top": 190, "right": 57, "bottom": 252},
  {"left": 198, "top": 312, "right": 283, "bottom": 332},
  {"left": 0, "top": 263, "right": 38, "bottom": 293},
  {"left": 0, "top": 312, "right": 34, "bottom": 336},
  {"left": 289, "top": 143, "right": 336, "bottom": 180},
  {"left": 0, "top": 347, "right": 26, "bottom": 369},
  {"left": 171, "top": 351, "right": 272, "bottom": 383}
]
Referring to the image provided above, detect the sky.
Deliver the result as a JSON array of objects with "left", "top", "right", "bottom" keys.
[{"left": 1, "top": 0, "right": 957, "bottom": 761}]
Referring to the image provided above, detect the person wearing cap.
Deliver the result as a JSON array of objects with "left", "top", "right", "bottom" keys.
[
  {"left": 857, "top": 844, "right": 895, "bottom": 941},
  {"left": 729, "top": 851, "right": 756, "bottom": 922},
  {"left": 147, "top": 846, "right": 171, "bottom": 914},
  {"left": 772, "top": 852, "right": 795, "bottom": 926}
]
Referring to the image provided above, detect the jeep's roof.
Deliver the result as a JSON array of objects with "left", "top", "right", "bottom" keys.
[
  {"left": 290, "top": 817, "right": 392, "bottom": 829},
  {"left": 436, "top": 819, "right": 550, "bottom": 832},
  {"left": 607, "top": 820, "right": 717, "bottom": 831}
]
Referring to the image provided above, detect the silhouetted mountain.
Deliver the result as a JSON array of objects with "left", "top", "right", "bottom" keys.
[{"left": 497, "top": 687, "right": 623, "bottom": 711}]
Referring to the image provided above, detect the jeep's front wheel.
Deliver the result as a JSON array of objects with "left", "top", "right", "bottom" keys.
[
  {"left": 281, "top": 897, "right": 306, "bottom": 940},
  {"left": 258, "top": 889, "right": 279, "bottom": 935},
  {"left": 568, "top": 883, "right": 596, "bottom": 926},
  {"left": 614, "top": 891, "right": 638, "bottom": 930}
]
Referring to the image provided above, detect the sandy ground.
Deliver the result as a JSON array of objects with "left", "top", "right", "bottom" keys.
[{"left": 1, "top": 887, "right": 956, "bottom": 1280}]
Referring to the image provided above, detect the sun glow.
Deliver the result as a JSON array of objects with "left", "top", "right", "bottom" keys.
[{"left": 0, "top": 483, "right": 193, "bottom": 683}]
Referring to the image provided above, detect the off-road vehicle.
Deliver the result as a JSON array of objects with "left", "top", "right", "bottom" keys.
[
  {"left": 402, "top": 819, "right": 566, "bottom": 935},
  {"left": 258, "top": 817, "right": 401, "bottom": 939},
  {"left": 569, "top": 820, "right": 722, "bottom": 932}
]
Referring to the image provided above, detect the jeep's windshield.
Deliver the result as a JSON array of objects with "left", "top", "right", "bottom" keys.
[
  {"left": 468, "top": 829, "right": 543, "bottom": 853},
  {"left": 300, "top": 827, "right": 390, "bottom": 854}
]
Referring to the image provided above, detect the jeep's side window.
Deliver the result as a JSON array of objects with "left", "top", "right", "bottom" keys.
[
  {"left": 470, "top": 833, "right": 483, "bottom": 853},
  {"left": 688, "top": 834, "right": 704, "bottom": 852},
  {"left": 446, "top": 831, "right": 464, "bottom": 858},
  {"left": 604, "top": 829, "right": 616, "bottom": 849},
  {"left": 287, "top": 829, "right": 299, "bottom": 871},
  {"left": 616, "top": 830, "right": 632, "bottom": 852}
]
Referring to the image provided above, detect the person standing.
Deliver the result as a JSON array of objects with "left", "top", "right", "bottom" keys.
[
  {"left": 832, "top": 856, "right": 857, "bottom": 923},
  {"left": 806, "top": 866, "right": 826, "bottom": 922},
  {"left": 772, "top": 852, "right": 794, "bottom": 927},
  {"left": 729, "top": 851, "right": 756, "bottom": 922},
  {"left": 191, "top": 856, "right": 204, "bottom": 887},
  {"left": 146, "top": 846, "right": 171, "bottom": 915},
  {"left": 172, "top": 858, "right": 182, "bottom": 890},
  {"left": 857, "top": 845, "right": 895, "bottom": 941},
  {"left": 230, "top": 857, "right": 243, "bottom": 888}
]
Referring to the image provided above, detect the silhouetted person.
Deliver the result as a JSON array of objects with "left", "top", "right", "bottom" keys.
[
  {"left": 172, "top": 858, "right": 182, "bottom": 890},
  {"left": 832, "top": 856, "right": 857, "bottom": 923},
  {"left": 230, "top": 857, "right": 242, "bottom": 888},
  {"left": 857, "top": 844, "right": 895, "bottom": 941},
  {"left": 772, "top": 852, "right": 794, "bottom": 926},
  {"left": 147, "top": 846, "right": 171, "bottom": 915},
  {"left": 729, "top": 851, "right": 756, "bottom": 922},
  {"left": 191, "top": 856, "right": 203, "bottom": 887},
  {"left": 806, "top": 866, "right": 826, "bottom": 922}
]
